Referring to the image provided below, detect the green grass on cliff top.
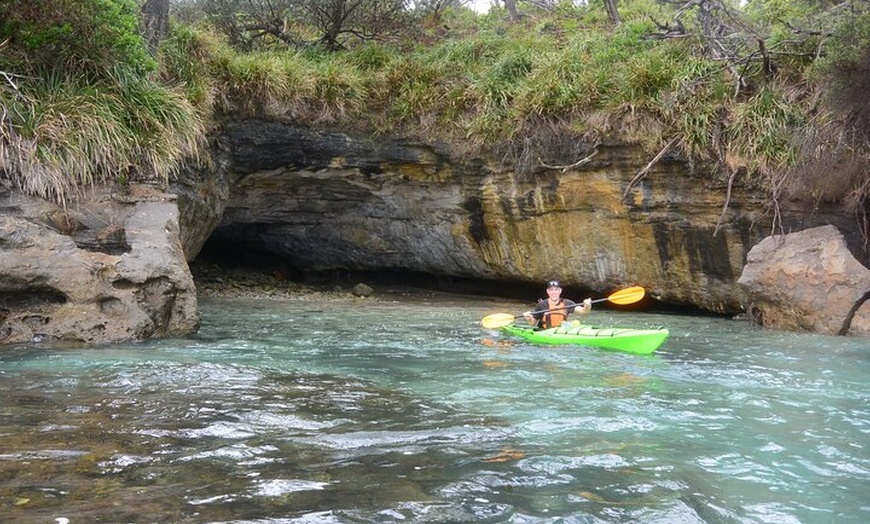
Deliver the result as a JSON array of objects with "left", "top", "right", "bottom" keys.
[
  {"left": 158, "top": 2, "right": 825, "bottom": 182},
  {"left": 2, "top": 1, "right": 867, "bottom": 207}
]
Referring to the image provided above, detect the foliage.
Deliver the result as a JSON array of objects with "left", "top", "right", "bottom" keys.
[
  {"left": 792, "top": 3, "right": 870, "bottom": 226},
  {"left": 0, "top": 0, "right": 155, "bottom": 77},
  {"left": 812, "top": 4, "right": 870, "bottom": 136},
  {"left": 0, "top": 1, "right": 204, "bottom": 206},
  {"left": 2, "top": 0, "right": 867, "bottom": 235},
  {"left": 175, "top": 0, "right": 414, "bottom": 51},
  {"left": 151, "top": 0, "right": 870, "bottom": 188},
  {"left": 414, "top": 0, "right": 467, "bottom": 15},
  {"left": 157, "top": 23, "right": 228, "bottom": 112},
  {"left": 160, "top": 24, "right": 371, "bottom": 123}
]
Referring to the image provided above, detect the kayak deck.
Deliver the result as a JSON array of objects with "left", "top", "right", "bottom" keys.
[{"left": 501, "top": 322, "right": 669, "bottom": 355}]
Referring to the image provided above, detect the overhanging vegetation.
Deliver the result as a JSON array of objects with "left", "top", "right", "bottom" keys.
[{"left": 0, "top": 0, "right": 867, "bottom": 248}]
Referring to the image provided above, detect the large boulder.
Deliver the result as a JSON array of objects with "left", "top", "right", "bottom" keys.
[
  {"left": 0, "top": 186, "right": 200, "bottom": 345},
  {"left": 738, "top": 225, "right": 870, "bottom": 336}
]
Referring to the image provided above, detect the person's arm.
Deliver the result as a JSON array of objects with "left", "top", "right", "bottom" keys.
[
  {"left": 573, "top": 298, "right": 592, "bottom": 315},
  {"left": 523, "top": 301, "right": 545, "bottom": 325}
]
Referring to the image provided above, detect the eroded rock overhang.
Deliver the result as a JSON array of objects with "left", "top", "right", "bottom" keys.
[{"left": 184, "top": 119, "right": 865, "bottom": 317}]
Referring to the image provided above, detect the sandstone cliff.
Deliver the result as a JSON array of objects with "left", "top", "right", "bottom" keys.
[
  {"left": 190, "top": 120, "right": 865, "bottom": 320},
  {"left": 2, "top": 119, "right": 867, "bottom": 344}
]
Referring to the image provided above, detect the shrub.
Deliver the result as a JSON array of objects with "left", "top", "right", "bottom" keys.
[{"left": 0, "top": 0, "right": 155, "bottom": 77}]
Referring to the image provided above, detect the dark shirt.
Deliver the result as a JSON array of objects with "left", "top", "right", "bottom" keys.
[{"left": 532, "top": 298, "right": 577, "bottom": 328}]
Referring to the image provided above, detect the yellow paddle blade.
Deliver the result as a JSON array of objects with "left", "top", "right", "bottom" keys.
[
  {"left": 606, "top": 286, "right": 646, "bottom": 305},
  {"left": 481, "top": 312, "right": 517, "bottom": 329}
]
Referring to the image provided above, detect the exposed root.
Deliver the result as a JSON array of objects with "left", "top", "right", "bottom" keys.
[
  {"left": 714, "top": 168, "right": 740, "bottom": 236},
  {"left": 838, "top": 290, "right": 870, "bottom": 336},
  {"left": 622, "top": 137, "right": 678, "bottom": 202},
  {"left": 538, "top": 148, "right": 598, "bottom": 173}
]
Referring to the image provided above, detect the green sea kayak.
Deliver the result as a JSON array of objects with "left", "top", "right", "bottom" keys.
[{"left": 501, "top": 322, "right": 669, "bottom": 355}]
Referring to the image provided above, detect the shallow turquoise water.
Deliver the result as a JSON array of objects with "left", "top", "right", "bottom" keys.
[{"left": 1, "top": 296, "right": 868, "bottom": 523}]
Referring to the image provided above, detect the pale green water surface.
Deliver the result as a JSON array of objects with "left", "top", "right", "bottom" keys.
[{"left": 1, "top": 296, "right": 868, "bottom": 523}]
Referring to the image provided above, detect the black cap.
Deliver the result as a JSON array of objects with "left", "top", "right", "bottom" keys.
[{"left": 547, "top": 280, "right": 561, "bottom": 288}]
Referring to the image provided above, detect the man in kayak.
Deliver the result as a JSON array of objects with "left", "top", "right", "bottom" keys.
[{"left": 523, "top": 280, "right": 592, "bottom": 329}]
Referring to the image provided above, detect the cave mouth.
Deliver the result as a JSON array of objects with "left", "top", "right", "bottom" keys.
[
  {"left": 191, "top": 238, "right": 541, "bottom": 300},
  {"left": 192, "top": 239, "right": 712, "bottom": 315}
]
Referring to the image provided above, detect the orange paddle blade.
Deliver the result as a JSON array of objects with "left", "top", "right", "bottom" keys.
[{"left": 605, "top": 286, "right": 646, "bottom": 305}]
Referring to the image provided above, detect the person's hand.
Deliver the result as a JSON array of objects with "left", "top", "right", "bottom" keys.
[
  {"left": 576, "top": 298, "right": 592, "bottom": 314},
  {"left": 523, "top": 311, "right": 534, "bottom": 324}
]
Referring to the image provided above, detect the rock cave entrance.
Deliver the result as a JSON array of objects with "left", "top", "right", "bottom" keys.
[{"left": 192, "top": 231, "right": 706, "bottom": 315}]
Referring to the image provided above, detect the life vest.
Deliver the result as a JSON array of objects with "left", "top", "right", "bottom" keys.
[{"left": 539, "top": 300, "right": 568, "bottom": 329}]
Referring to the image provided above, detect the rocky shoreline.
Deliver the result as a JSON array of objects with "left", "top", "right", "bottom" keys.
[
  {"left": 190, "top": 263, "right": 366, "bottom": 301},
  {"left": 189, "top": 262, "right": 490, "bottom": 304}
]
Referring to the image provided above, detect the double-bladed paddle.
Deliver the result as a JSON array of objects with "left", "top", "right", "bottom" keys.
[{"left": 480, "top": 286, "right": 646, "bottom": 329}]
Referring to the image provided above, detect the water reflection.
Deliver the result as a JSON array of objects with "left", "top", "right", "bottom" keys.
[{"left": 1, "top": 297, "right": 868, "bottom": 523}]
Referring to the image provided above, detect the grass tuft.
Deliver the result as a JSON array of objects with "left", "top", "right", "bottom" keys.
[{"left": 1, "top": 70, "right": 204, "bottom": 205}]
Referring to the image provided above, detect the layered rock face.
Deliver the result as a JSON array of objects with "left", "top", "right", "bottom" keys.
[
  {"left": 3, "top": 119, "right": 866, "bottom": 345},
  {"left": 204, "top": 120, "right": 860, "bottom": 317},
  {"left": 0, "top": 187, "right": 199, "bottom": 345}
]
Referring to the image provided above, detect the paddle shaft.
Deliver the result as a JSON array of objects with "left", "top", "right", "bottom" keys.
[
  {"left": 480, "top": 286, "right": 645, "bottom": 329},
  {"left": 517, "top": 296, "right": 609, "bottom": 319}
]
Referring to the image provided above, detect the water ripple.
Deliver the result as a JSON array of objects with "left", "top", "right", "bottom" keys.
[{"left": 1, "top": 299, "right": 868, "bottom": 523}]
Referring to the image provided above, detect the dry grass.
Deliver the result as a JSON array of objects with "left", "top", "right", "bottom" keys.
[{"left": 1, "top": 70, "right": 205, "bottom": 206}]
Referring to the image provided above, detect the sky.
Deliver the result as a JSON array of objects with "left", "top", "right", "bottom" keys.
[{"left": 468, "top": 0, "right": 494, "bottom": 13}]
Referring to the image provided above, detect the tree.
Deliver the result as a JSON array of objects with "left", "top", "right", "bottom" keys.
[
  {"left": 187, "top": 0, "right": 413, "bottom": 51},
  {"left": 503, "top": 0, "right": 519, "bottom": 21},
  {"left": 603, "top": 0, "right": 621, "bottom": 25},
  {"left": 295, "top": 0, "right": 412, "bottom": 51},
  {"left": 142, "top": 0, "right": 170, "bottom": 54},
  {"left": 179, "top": 0, "right": 296, "bottom": 50}
]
